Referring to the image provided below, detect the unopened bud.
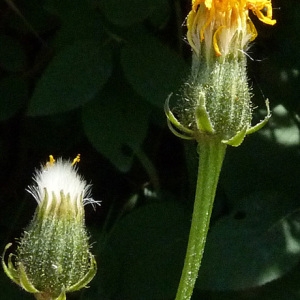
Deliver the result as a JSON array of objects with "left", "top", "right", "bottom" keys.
[{"left": 2, "top": 155, "right": 99, "bottom": 300}]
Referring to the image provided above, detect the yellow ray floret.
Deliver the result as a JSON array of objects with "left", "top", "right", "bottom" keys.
[
  {"left": 188, "top": 0, "right": 276, "bottom": 56},
  {"left": 191, "top": 0, "right": 276, "bottom": 25},
  {"left": 246, "top": 0, "right": 276, "bottom": 25}
]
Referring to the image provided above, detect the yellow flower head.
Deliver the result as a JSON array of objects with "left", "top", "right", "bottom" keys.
[{"left": 187, "top": 0, "right": 276, "bottom": 58}]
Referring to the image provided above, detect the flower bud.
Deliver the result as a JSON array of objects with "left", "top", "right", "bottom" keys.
[{"left": 2, "top": 155, "right": 98, "bottom": 300}]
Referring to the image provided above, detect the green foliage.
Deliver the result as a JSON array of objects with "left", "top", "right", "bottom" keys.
[
  {"left": 1, "top": 0, "right": 300, "bottom": 299},
  {"left": 82, "top": 82, "right": 151, "bottom": 172},
  {"left": 101, "top": 0, "right": 169, "bottom": 26},
  {"left": 197, "top": 191, "right": 300, "bottom": 290},
  {"left": 121, "top": 33, "right": 189, "bottom": 107},
  {"left": 97, "top": 201, "right": 189, "bottom": 299},
  {"left": 27, "top": 42, "right": 112, "bottom": 116}
]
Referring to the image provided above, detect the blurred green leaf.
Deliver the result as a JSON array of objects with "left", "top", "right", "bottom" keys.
[
  {"left": 148, "top": 0, "right": 171, "bottom": 29},
  {"left": 221, "top": 104, "right": 300, "bottom": 202},
  {"left": 256, "top": 1, "right": 300, "bottom": 112},
  {"left": 259, "top": 104, "right": 300, "bottom": 146},
  {"left": 101, "top": 0, "right": 168, "bottom": 26},
  {"left": 0, "top": 35, "right": 26, "bottom": 72},
  {"left": 44, "top": 0, "right": 106, "bottom": 49},
  {"left": 121, "top": 35, "right": 188, "bottom": 108},
  {"left": 194, "top": 263, "right": 300, "bottom": 300},
  {"left": 99, "top": 201, "right": 189, "bottom": 299},
  {"left": 82, "top": 83, "right": 151, "bottom": 172},
  {"left": 4, "top": 0, "right": 56, "bottom": 35},
  {"left": 196, "top": 191, "right": 300, "bottom": 290},
  {"left": 0, "top": 77, "right": 27, "bottom": 120},
  {"left": 27, "top": 41, "right": 112, "bottom": 116}
]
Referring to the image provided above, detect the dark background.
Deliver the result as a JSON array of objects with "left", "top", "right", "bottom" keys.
[{"left": 1, "top": 0, "right": 300, "bottom": 299}]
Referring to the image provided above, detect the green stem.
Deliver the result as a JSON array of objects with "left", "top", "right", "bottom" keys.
[
  {"left": 175, "top": 137, "right": 227, "bottom": 300},
  {"left": 34, "top": 293, "right": 53, "bottom": 300}
]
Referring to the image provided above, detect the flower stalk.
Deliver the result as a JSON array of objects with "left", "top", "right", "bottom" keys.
[{"left": 176, "top": 138, "right": 226, "bottom": 300}]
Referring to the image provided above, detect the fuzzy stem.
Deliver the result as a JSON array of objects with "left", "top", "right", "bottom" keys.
[
  {"left": 34, "top": 293, "right": 53, "bottom": 300},
  {"left": 175, "top": 137, "right": 226, "bottom": 300}
]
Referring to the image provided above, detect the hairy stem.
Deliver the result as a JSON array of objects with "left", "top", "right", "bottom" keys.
[{"left": 175, "top": 137, "right": 226, "bottom": 300}]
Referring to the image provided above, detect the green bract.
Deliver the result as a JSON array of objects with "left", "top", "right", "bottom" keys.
[{"left": 165, "top": 55, "right": 271, "bottom": 147}]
